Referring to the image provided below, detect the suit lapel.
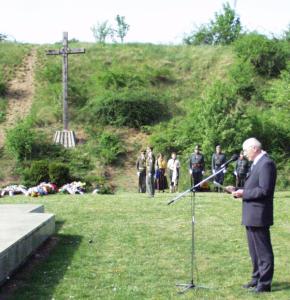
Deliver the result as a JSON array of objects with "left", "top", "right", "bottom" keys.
[{"left": 246, "top": 154, "right": 266, "bottom": 180}]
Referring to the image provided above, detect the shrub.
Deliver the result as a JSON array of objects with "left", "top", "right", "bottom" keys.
[
  {"left": 97, "top": 132, "right": 124, "bottom": 165},
  {"left": 66, "top": 146, "right": 94, "bottom": 179},
  {"left": 41, "top": 62, "right": 62, "bottom": 83},
  {"left": 229, "top": 60, "right": 256, "bottom": 100},
  {"left": 85, "top": 90, "right": 170, "bottom": 128},
  {"left": 99, "top": 68, "right": 146, "bottom": 89},
  {"left": 5, "top": 121, "right": 37, "bottom": 161},
  {"left": 234, "top": 33, "right": 288, "bottom": 77},
  {"left": 49, "top": 162, "right": 70, "bottom": 186},
  {"left": 22, "top": 160, "right": 50, "bottom": 186},
  {"left": 148, "top": 67, "right": 176, "bottom": 85}
]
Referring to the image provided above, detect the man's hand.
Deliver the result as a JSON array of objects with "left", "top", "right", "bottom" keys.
[
  {"left": 232, "top": 189, "right": 244, "bottom": 198},
  {"left": 225, "top": 185, "right": 236, "bottom": 194},
  {"left": 189, "top": 169, "right": 192, "bottom": 175}
]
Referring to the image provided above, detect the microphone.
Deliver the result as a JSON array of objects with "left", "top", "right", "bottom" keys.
[{"left": 220, "top": 154, "right": 239, "bottom": 168}]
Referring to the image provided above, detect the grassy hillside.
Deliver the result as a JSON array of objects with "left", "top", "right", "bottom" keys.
[
  {"left": 0, "top": 42, "right": 31, "bottom": 122},
  {"left": 0, "top": 41, "right": 289, "bottom": 190},
  {"left": 1, "top": 192, "right": 290, "bottom": 299}
]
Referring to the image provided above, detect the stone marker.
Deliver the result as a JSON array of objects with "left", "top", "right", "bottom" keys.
[{"left": 0, "top": 204, "right": 55, "bottom": 285}]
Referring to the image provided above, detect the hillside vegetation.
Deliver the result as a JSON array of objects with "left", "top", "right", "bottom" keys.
[
  {"left": 0, "top": 43, "right": 31, "bottom": 122},
  {"left": 0, "top": 37, "right": 289, "bottom": 190}
]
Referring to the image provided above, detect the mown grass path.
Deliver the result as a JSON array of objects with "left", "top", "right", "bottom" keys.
[{"left": 0, "top": 191, "right": 289, "bottom": 299}]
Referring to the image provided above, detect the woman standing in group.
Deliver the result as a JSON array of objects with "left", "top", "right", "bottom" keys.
[{"left": 155, "top": 153, "right": 167, "bottom": 192}]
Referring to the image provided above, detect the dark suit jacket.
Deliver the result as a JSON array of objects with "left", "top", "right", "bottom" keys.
[{"left": 242, "top": 154, "right": 276, "bottom": 227}]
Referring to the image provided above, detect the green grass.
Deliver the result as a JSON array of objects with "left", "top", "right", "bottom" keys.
[
  {"left": 0, "top": 42, "right": 31, "bottom": 86},
  {"left": 0, "top": 191, "right": 289, "bottom": 299},
  {"left": 0, "top": 42, "right": 31, "bottom": 123}
]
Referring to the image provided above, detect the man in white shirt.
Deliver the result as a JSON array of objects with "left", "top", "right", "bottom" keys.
[{"left": 167, "top": 152, "right": 180, "bottom": 193}]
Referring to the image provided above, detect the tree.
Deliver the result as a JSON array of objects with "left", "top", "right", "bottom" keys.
[
  {"left": 210, "top": 3, "right": 242, "bottom": 45},
  {"left": 183, "top": 24, "right": 213, "bottom": 45},
  {"left": 282, "top": 24, "right": 290, "bottom": 42},
  {"left": 114, "top": 15, "right": 130, "bottom": 43},
  {"left": 0, "top": 33, "right": 7, "bottom": 42},
  {"left": 91, "top": 21, "right": 113, "bottom": 44},
  {"left": 234, "top": 33, "right": 288, "bottom": 77},
  {"left": 183, "top": 2, "right": 242, "bottom": 45}
]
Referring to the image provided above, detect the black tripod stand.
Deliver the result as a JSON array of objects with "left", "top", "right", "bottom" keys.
[{"left": 167, "top": 166, "right": 227, "bottom": 293}]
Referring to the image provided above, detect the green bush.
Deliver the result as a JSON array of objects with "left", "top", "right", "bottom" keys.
[
  {"left": 41, "top": 62, "right": 62, "bottom": 83},
  {"left": 234, "top": 33, "right": 288, "bottom": 77},
  {"left": 84, "top": 90, "right": 170, "bottom": 128},
  {"left": 229, "top": 60, "right": 256, "bottom": 100},
  {"left": 148, "top": 67, "right": 176, "bottom": 86},
  {"left": 5, "top": 121, "right": 37, "bottom": 161},
  {"left": 49, "top": 162, "right": 70, "bottom": 186},
  {"left": 97, "top": 132, "right": 124, "bottom": 165},
  {"left": 22, "top": 160, "right": 50, "bottom": 186},
  {"left": 99, "top": 68, "right": 146, "bottom": 89}
]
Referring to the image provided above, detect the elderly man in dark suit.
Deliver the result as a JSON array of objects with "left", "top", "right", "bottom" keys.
[{"left": 231, "top": 138, "right": 276, "bottom": 293}]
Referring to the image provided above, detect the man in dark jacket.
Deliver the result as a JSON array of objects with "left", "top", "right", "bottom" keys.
[
  {"left": 212, "top": 145, "right": 226, "bottom": 191},
  {"left": 235, "top": 151, "right": 250, "bottom": 188},
  {"left": 232, "top": 138, "right": 276, "bottom": 293},
  {"left": 189, "top": 145, "right": 205, "bottom": 191},
  {"left": 136, "top": 150, "right": 146, "bottom": 193}
]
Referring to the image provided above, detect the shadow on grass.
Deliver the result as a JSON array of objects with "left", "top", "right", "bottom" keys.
[
  {"left": 272, "top": 282, "right": 290, "bottom": 292},
  {"left": 0, "top": 221, "right": 82, "bottom": 300},
  {"left": 55, "top": 220, "right": 65, "bottom": 232},
  {"left": 3, "top": 234, "right": 83, "bottom": 300}
]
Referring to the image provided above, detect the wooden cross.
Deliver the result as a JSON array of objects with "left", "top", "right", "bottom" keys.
[{"left": 46, "top": 32, "right": 85, "bottom": 130}]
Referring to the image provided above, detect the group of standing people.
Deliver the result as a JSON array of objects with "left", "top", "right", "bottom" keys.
[
  {"left": 189, "top": 144, "right": 250, "bottom": 191},
  {"left": 136, "top": 147, "right": 180, "bottom": 197},
  {"left": 136, "top": 144, "right": 251, "bottom": 196}
]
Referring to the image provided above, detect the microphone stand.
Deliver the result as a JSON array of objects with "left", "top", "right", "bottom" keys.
[{"left": 168, "top": 166, "right": 227, "bottom": 293}]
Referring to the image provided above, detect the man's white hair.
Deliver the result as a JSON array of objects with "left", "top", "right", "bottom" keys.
[{"left": 243, "top": 137, "right": 262, "bottom": 150}]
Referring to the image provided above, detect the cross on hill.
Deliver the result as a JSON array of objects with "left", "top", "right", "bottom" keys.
[{"left": 46, "top": 32, "right": 85, "bottom": 147}]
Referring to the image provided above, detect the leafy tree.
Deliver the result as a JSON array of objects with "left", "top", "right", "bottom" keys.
[
  {"left": 234, "top": 33, "right": 288, "bottom": 77},
  {"left": 210, "top": 3, "right": 242, "bottom": 45},
  {"left": 282, "top": 24, "right": 290, "bottom": 42},
  {"left": 183, "top": 2, "right": 241, "bottom": 45},
  {"left": 183, "top": 24, "right": 213, "bottom": 45},
  {"left": 0, "top": 33, "right": 7, "bottom": 42},
  {"left": 91, "top": 21, "right": 113, "bottom": 44},
  {"left": 114, "top": 15, "right": 130, "bottom": 43}
]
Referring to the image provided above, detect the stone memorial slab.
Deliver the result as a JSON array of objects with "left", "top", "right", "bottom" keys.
[{"left": 0, "top": 204, "right": 55, "bottom": 285}]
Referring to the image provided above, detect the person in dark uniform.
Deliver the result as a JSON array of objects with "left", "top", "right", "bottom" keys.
[
  {"left": 235, "top": 151, "right": 250, "bottom": 188},
  {"left": 136, "top": 150, "right": 146, "bottom": 193},
  {"left": 229, "top": 138, "right": 276, "bottom": 293},
  {"left": 146, "top": 146, "right": 155, "bottom": 197},
  {"left": 189, "top": 145, "right": 205, "bottom": 191},
  {"left": 212, "top": 144, "right": 227, "bottom": 191}
]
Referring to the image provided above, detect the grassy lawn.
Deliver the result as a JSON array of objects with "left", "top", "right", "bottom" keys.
[{"left": 0, "top": 191, "right": 290, "bottom": 299}]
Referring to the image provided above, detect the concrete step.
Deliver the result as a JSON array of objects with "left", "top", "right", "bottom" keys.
[{"left": 0, "top": 204, "right": 55, "bottom": 285}]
